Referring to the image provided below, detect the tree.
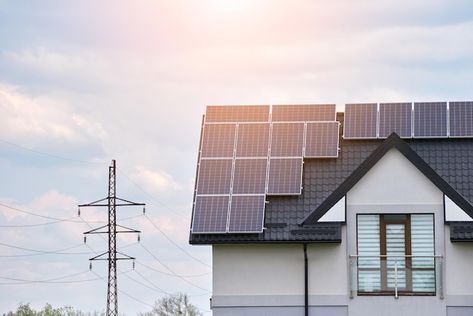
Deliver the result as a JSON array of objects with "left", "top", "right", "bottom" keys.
[
  {"left": 142, "top": 293, "right": 202, "bottom": 316},
  {"left": 2, "top": 303, "right": 104, "bottom": 316}
]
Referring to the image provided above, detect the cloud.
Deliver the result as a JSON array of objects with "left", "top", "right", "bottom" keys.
[
  {"left": 0, "top": 83, "right": 107, "bottom": 148},
  {"left": 129, "top": 166, "right": 182, "bottom": 195}
]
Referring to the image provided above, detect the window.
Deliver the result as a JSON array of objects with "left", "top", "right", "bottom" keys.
[{"left": 357, "top": 214, "right": 435, "bottom": 295}]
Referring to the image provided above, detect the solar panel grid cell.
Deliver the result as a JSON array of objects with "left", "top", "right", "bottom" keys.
[
  {"left": 305, "top": 122, "right": 339, "bottom": 157},
  {"left": 270, "top": 123, "right": 305, "bottom": 157},
  {"left": 228, "top": 195, "right": 266, "bottom": 233},
  {"left": 267, "top": 158, "right": 303, "bottom": 195},
  {"left": 192, "top": 196, "right": 229, "bottom": 233},
  {"left": 379, "top": 103, "right": 412, "bottom": 138},
  {"left": 272, "top": 104, "right": 336, "bottom": 122},
  {"left": 196, "top": 159, "right": 233, "bottom": 194},
  {"left": 413, "top": 102, "right": 448, "bottom": 138},
  {"left": 236, "top": 123, "right": 270, "bottom": 157},
  {"left": 206, "top": 105, "right": 270, "bottom": 122},
  {"left": 232, "top": 159, "right": 268, "bottom": 194},
  {"left": 449, "top": 101, "right": 473, "bottom": 137},
  {"left": 344, "top": 104, "right": 377, "bottom": 139},
  {"left": 200, "top": 123, "right": 236, "bottom": 157}
]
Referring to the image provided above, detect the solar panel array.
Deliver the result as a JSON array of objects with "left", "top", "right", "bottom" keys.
[
  {"left": 344, "top": 101, "right": 473, "bottom": 139},
  {"left": 192, "top": 104, "right": 340, "bottom": 234}
]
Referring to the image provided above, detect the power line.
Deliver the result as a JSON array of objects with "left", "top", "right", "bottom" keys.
[
  {"left": 136, "top": 261, "right": 210, "bottom": 278},
  {"left": 0, "top": 270, "right": 99, "bottom": 285},
  {"left": 139, "top": 243, "right": 210, "bottom": 293},
  {"left": 117, "top": 170, "right": 188, "bottom": 218},
  {"left": 0, "top": 201, "right": 143, "bottom": 226},
  {"left": 143, "top": 214, "right": 211, "bottom": 268},
  {"left": 0, "top": 138, "right": 108, "bottom": 165},
  {"left": 90, "top": 270, "right": 154, "bottom": 309},
  {"left": 0, "top": 241, "right": 138, "bottom": 258},
  {"left": 0, "top": 242, "right": 88, "bottom": 255},
  {"left": 121, "top": 269, "right": 171, "bottom": 295}
]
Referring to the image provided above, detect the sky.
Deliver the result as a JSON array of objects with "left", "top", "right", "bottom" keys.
[{"left": 0, "top": 0, "right": 473, "bottom": 314}]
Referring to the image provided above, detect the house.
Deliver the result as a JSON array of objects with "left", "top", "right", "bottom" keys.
[{"left": 189, "top": 103, "right": 473, "bottom": 316}]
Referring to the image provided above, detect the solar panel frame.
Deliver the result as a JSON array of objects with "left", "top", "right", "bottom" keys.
[
  {"left": 195, "top": 159, "right": 233, "bottom": 195},
  {"left": 267, "top": 158, "right": 303, "bottom": 196},
  {"left": 413, "top": 102, "right": 448, "bottom": 138},
  {"left": 378, "top": 102, "right": 413, "bottom": 139},
  {"left": 343, "top": 103, "right": 378, "bottom": 139},
  {"left": 449, "top": 101, "right": 473, "bottom": 138},
  {"left": 232, "top": 158, "right": 268, "bottom": 194},
  {"left": 235, "top": 123, "right": 270, "bottom": 157},
  {"left": 205, "top": 105, "right": 270, "bottom": 123},
  {"left": 305, "top": 121, "right": 340, "bottom": 158},
  {"left": 227, "top": 195, "right": 266, "bottom": 233},
  {"left": 200, "top": 123, "right": 236, "bottom": 158},
  {"left": 272, "top": 104, "right": 336, "bottom": 122},
  {"left": 191, "top": 195, "right": 230, "bottom": 234},
  {"left": 270, "top": 122, "right": 305, "bottom": 157}
]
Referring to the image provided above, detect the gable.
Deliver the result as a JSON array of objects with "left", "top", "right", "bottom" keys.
[
  {"left": 348, "top": 148, "right": 442, "bottom": 205},
  {"left": 302, "top": 133, "right": 473, "bottom": 225}
]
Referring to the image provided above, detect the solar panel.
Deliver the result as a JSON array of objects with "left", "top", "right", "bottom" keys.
[
  {"left": 449, "top": 101, "right": 473, "bottom": 137},
  {"left": 379, "top": 103, "right": 412, "bottom": 138},
  {"left": 196, "top": 159, "right": 233, "bottom": 194},
  {"left": 270, "top": 123, "right": 304, "bottom": 157},
  {"left": 236, "top": 123, "right": 270, "bottom": 157},
  {"left": 200, "top": 124, "right": 236, "bottom": 158},
  {"left": 232, "top": 159, "right": 268, "bottom": 194},
  {"left": 343, "top": 103, "right": 377, "bottom": 139},
  {"left": 272, "top": 104, "right": 336, "bottom": 122},
  {"left": 206, "top": 105, "right": 270, "bottom": 122},
  {"left": 192, "top": 104, "right": 344, "bottom": 234},
  {"left": 413, "top": 102, "right": 447, "bottom": 138},
  {"left": 192, "top": 195, "right": 229, "bottom": 233},
  {"left": 305, "top": 122, "right": 340, "bottom": 158},
  {"left": 227, "top": 195, "right": 266, "bottom": 233},
  {"left": 267, "top": 158, "right": 303, "bottom": 195}
]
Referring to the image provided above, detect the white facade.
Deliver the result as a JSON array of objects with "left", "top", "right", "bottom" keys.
[{"left": 211, "top": 148, "right": 473, "bottom": 316}]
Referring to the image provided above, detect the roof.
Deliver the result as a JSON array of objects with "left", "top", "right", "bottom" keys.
[
  {"left": 450, "top": 222, "right": 473, "bottom": 242},
  {"left": 190, "top": 113, "right": 473, "bottom": 245}
]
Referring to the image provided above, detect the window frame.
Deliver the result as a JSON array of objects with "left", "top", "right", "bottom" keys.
[{"left": 356, "top": 213, "right": 436, "bottom": 296}]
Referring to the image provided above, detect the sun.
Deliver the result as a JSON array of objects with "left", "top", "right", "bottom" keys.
[{"left": 210, "top": 0, "right": 251, "bottom": 12}]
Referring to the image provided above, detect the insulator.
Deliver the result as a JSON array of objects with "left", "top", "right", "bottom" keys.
[
  {"left": 143, "top": 206, "right": 146, "bottom": 215},
  {"left": 84, "top": 236, "right": 87, "bottom": 244},
  {"left": 89, "top": 262, "right": 92, "bottom": 270},
  {"left": 133, "top": 260, "right": 135, "bottom": 270},
  {"left": 78, "top": 207, "right": 81, "bottom": 217},
  {"left": 137, "top": 234, "right": 141, "bottom": 243}
]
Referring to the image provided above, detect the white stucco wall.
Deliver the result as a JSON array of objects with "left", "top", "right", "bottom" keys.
[
  {"left": 212, "top": 239, "right": 348, "bottom": 298},
  {"left": 308, "top": 227, "right": 348, "bottom": 295},
  {"left": 213, "top": 244, "right": 304, "bottom": 296},
  {"left": 348, "top": 148, "right": 443, "bottom": 206},
  {"left": 445, "top": 226, "right": 473, "bottom": 295}
]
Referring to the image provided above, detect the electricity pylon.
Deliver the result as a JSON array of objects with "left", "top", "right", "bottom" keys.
[{"left": 79, "top": 160, "right": 145, "bottom": 316}]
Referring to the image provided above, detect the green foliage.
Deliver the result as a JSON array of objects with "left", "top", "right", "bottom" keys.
[
  {"left": 140, "top": 293, "right": 202, "bottom": 316},
  {"left": 2, "top": 303, "right": 104, "bottom": 316}
]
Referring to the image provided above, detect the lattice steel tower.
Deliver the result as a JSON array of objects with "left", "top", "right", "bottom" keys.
[{"left": 79, "top": 160, "right": 145, "bottom": 316}]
